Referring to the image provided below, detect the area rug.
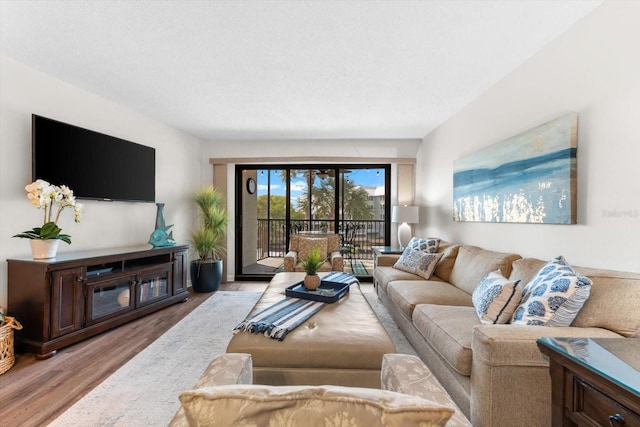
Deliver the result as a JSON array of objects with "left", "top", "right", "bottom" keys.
[
  {"left": 48, "top": 291, "right": 262, "bottom": 427},
  {"left": 359, "top": 283, "right": 418, "bottom": 356},
  {"left": 49, "top": 286, "right": 417, "bottom": 426}
]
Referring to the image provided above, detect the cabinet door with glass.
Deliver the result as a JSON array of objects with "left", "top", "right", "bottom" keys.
[
  {"left": 85, "top": 273, "right": 135, "bottom": 326},
  {"left": 135, "top": 263, "right": 172, "bottom": 308}
]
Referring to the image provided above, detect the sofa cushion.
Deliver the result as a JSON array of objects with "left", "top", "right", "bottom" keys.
[
  {"left": 374, "top": 266, "right": 432, "bottom": 293},
  {"left": 394, "top": 250, "right": 444, "bottom": 280},
  {"left": 511, "top": 256, "right": 592, "bottom": 327},
  {"left": 508, "top": 258, "right": 547, "bottom": 286},
  {"left": 511, "top": 260, "right": 640, "bottom": 337},
  {"left": 179, "top": 384, "right": 453, "bottom": 426},
  {"left": 571, "top": 266, "right": 640, "bottom": 337},
  {"left": 472, "top": 270, "right": 522, "bottom": 324},
  {"left": 449, "top": 246, "right": 521, "bottom": 295},
  {"left": 298, "top": 237, "right": 328, "bottom": 261},
  {"left": 388, "top": 281, "right": 473, "bottom": 319},
  {"left": 433, "top": 243, "right": 460, "bottom": 283},
  {"left": 412, "top": 305, "right": 478, "bottom": 376}
]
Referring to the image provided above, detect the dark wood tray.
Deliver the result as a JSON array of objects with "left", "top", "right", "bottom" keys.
[{"left": 285, "top": 280, "right": 350, "bottom": 303}]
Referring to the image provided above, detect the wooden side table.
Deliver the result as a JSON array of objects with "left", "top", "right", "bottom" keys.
[{"left": 537, "top": 337, "right": 640, "bottom": 427}]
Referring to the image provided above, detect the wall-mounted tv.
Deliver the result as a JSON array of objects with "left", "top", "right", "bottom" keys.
[{"left": 32, "top": 114, "right": 156, "bottom": 202}]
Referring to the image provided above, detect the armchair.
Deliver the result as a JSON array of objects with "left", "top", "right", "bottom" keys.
[
  {"left": 169, "top": 353, "right": 471, "bottom": 426},
  {"left": 283, "top": 234, "right": 343, "bottom": 272}
]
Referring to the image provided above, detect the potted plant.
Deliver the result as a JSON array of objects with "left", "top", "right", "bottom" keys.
[
  {"left": 301, "top": 246, "right": 326, "bottom": 290},
  {"left": 190, "top": 186, "right": 228, "bottom": 293},
  {"left": 13, "top": 180, "right": 83, "bottom": 259}
]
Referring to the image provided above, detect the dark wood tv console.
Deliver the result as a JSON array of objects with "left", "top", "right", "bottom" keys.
[{"left": 7, "top": 244, "right": 189, "bottom": 359}]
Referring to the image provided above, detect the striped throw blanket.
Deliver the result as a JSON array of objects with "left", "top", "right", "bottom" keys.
[
  {"left": 233, "top": 297, "right": 326, "bottom": 341},
  {"left": 321, "top": 271, "right": 359, "bottom": 286},
  {"left": 234, "top": 272, "right": 359, "bottom": 341}
]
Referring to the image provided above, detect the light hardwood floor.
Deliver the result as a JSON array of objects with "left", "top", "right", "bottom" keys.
[{"left": 1, "top": 282, "right": 267, "bottom": 427}]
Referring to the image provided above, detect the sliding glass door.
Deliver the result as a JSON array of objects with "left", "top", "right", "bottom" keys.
[{"left": 235, "top": 164, "right": 390, "bottom": 280}]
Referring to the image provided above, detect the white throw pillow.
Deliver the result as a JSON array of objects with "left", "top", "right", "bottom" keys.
[
  {"left": 393, "top": 250, "right": 444, "bottom": 280},
  {"left": 511, "top": 256, "right": 592, "bottom": 326},
  {"left": 472, "top": 270, "right": 521, "bottom": 324}
]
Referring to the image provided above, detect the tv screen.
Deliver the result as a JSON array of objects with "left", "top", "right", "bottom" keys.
[{"left": 32, "top": 115, "right": 155, "bottom": 202}]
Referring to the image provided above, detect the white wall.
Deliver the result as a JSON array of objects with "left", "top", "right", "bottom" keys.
[
  {"left": 416, "top": 1, "right": 640, "bottom": 273},
  {"left": 200, "top": 139, "right": 420, "bottom": 279},
  {"left": 0, "top": 57, "right": 202, "bottom": 308}
]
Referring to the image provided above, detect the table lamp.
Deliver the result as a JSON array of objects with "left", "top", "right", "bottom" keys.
[{"left": 392, "top": 205, "right": 419, "bottom": 249}]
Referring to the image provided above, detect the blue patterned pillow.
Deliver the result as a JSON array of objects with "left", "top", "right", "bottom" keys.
[
  {"left": 511, "top": 256, "right": 592, "bottom": 326},
  {"left": 405, "top": 237, "right": 440, "bottom": 253},
  {"left": 393, "top": 250, "right": 444, "bottom": 279},
  {"left": 472, "top": 270, "right": 521, "bottom": 324}
]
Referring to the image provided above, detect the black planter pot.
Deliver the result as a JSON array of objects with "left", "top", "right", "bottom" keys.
[{"left": 190, "top": 259, "right": 223, "bottom": 293}]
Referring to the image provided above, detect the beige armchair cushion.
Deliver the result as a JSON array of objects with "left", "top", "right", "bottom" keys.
[
  {"left": 169, "top": 353, "right": 253, "bottom": 426},
  {"left": 179, "top": 384, "right": 453, "bottom": 426},
  {"left": 285, "top": 234, "right": 343, "bottom": 272},
  {"left": 298, "top": 237, "right": 328, "bottom": 260},
  {"left": 382, "top": 354, "right": 471, "bottom": 426},
  {"left": 172, "top": 353, "right": 471, "bottom": 427}
]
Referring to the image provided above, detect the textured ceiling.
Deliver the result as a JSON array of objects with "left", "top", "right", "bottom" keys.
[{"left": 0, "top": 0, "right": 601, "bottom": 140}]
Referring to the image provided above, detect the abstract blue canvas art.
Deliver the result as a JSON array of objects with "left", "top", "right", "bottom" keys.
[{"left": 453, "top": 113, "right": 577, "bottom": 224}]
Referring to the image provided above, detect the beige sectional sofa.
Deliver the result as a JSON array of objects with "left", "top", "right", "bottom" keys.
[{"left": 374, "top": 241, "right": 640, "bottom": 426}]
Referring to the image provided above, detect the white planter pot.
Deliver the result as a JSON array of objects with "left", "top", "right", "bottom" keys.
[{"left": 30, "top": 239, "right": 60, "bottom": 259}]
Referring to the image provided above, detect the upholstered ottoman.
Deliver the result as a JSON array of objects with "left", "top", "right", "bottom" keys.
[{"left": 226, "top": 272, "right": 396, "bottom": 388}]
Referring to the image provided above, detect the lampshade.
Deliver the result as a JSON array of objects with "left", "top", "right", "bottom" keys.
[{"left": 391, "top": 205, "right": 419, "bottom": 224}]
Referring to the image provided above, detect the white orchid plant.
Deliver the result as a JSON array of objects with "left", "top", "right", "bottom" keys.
[{"left": 13, "top": 179, "right": 83, "bottom": 244}]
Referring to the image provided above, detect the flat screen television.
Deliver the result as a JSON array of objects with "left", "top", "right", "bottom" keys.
[{"left": 32, "top": 114, "right": 155, "bottom": 202}]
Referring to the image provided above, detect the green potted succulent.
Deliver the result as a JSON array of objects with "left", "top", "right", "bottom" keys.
[
  {"left": 190, "top": 186, "right": 228, "bottom": 293},
  {"left": 301, "top": 246, "right": 326, "bottom": 290}
]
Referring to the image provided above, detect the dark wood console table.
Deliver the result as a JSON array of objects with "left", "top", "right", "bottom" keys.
[
  {"left": 7, "top": 244, "right": 189, "bottom": 359},
  {"left": 537, "top": 337, "right": 640, "bottom": 426}
]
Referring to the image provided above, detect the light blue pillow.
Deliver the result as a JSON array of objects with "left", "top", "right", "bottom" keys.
[
  {"left": 472, "top": 270, "right": 521, "bottom": 324},
  {"left": 511, "top": 256, "right": 592, "bottom": 326},
  {"left": 405, "top": 237, "right": 440, "bottom": 253}
]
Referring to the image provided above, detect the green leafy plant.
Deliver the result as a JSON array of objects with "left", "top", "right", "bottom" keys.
[
  {"left": 191, "top": 186, "right": 228, "bottom": 261},
  {"left": 13, "top": 179, "right": 82, "bottom": 244},
  {"left": 14, "top": 222, "right": 72, "bottom": 244},
  {"left": 300, "top": 246, "right": 326, "bottom": 275}
]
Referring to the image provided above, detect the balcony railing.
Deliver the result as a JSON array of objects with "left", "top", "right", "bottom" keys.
[{"left": 256, "top": 219, "right": 386, "bottom": 261}]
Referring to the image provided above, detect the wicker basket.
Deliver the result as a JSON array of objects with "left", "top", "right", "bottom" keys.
[{"left": 0, "top": 316, "right": 23, "bottom": 375}]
